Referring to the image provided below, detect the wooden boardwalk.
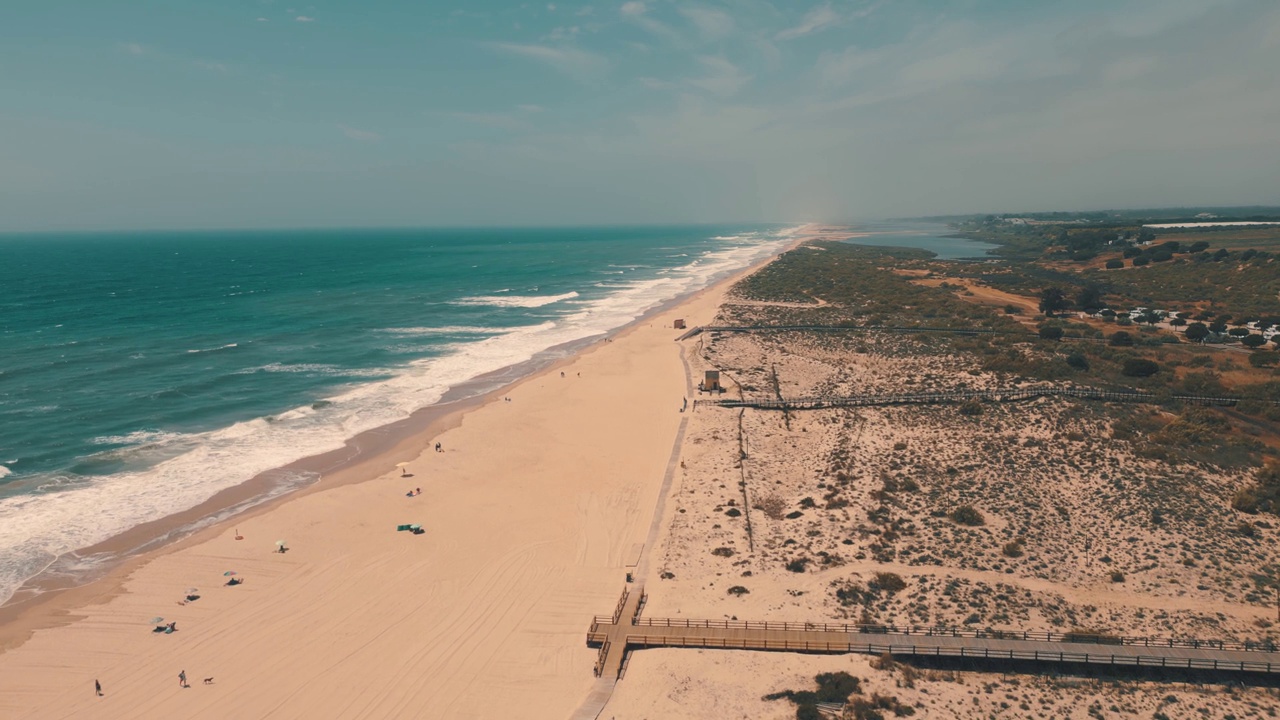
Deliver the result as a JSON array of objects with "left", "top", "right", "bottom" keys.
[
  {"left": 700, "top": 324, "right": 1015, "bottom": 336},
  {"left": 587, "top": 592, "right": 1280, "bottom": 680},
  {"left": 696, "top": 385, "right": 1264, "bottom": 411}
]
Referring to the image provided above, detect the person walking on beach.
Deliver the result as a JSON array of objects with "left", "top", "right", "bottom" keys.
[
  {"left": 178, "top": 670, "right": 188, "bottom": 688},
  {"left": 95, "top": 679, "right": 102, "bottom": 697}
]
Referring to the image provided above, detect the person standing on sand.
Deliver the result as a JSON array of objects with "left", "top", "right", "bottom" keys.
[
  {"left": 179, "top": 670, "right": 188, "bottom": 688},
  {"left": 95, "top": 679, "right": 102, "bottom": 696}
]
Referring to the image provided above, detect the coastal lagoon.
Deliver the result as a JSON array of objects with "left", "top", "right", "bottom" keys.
[{"left": 841, "top": 221, "right": 997, "bottom": 260}]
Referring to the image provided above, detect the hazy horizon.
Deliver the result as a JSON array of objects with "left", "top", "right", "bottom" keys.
[{"left": 4, "top": 0, "right": 1279, "bottom": 232}]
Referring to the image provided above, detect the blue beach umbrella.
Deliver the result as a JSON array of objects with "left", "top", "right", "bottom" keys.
[{"left": 149, "top": 616, "right": 165, "bottom": 625}]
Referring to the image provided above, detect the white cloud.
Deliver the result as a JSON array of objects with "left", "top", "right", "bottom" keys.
[
  {"left": 338, "top": 124, "right": 381, "bottom": 141},
  {"left": 679, "top": 6, "right": 735, "bottom": 41},
  {"left": 543, "top": 25, "right": 581, "bottom": 41},
  {"left": 122, "top": 42, "right": 146, "bottom": 56},
  {"left": 639, "top": 76, "right": 672, "bottom": 89},
  {"left": 517, "top": 104, "right": 545, "bottom": 112},
  {"left": 256, "top": 17, "right": 269, "bottom": 22},
  {"left": 776, "top": 4, "right": 839, "bottom": 41},
  {"left": 619, "top": 0, "right": 680, "bottom": 43},
  {"left": 488, "top": 42, "right": 608, "bottom": 80},
  {"left": 547, "top": 3, "right": 557, "bottom": 11},
  {"left": 295, "top": 15, "right": 315, "bottom": 22},
  {"left": 445, "top": 112, "right": 526, "bottom": 130},
  {"left": 687, "top": 55, "right": 752, "bottom": 97},
  {"left": 195, "top": 60, "right": 229, "bottom": 73}
]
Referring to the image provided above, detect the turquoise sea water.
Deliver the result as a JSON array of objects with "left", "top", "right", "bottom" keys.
[{"left": 0, "top": 225, "right": 794, "bottom": 603}]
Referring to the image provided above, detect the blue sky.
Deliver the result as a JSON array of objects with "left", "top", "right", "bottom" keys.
[{"left": 3, "top": 0, "right": 1278, "bottom": 230}]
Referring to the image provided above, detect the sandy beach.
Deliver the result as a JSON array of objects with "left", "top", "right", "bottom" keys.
[{"left": 0, "top": 230, "right": 812, "bottom": 719}]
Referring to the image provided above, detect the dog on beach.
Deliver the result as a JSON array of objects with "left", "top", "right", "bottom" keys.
[{"left": 203, "top": 677, "right": 214, "bottom": 685}]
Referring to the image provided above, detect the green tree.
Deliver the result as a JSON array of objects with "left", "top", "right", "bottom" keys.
[
  {"left": 1243, "top": 334, "right": 1267, "bottom": 349},
  {"left": 1184, "top": 323, "right": 1210, "bottom": 342},
  {"left": 1076, "top": 286, "right": 1103, "bottom": 311},
  {"left": 1039, "top": 287, "right": 1069, "bottom": 316},
  {"left": 1039, "top": 325, "right": 1064, "bottom": 341}
]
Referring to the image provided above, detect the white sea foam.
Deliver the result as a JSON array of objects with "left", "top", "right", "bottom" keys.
[
  {"left": 452, "top": 291, "right": 580, "bottom": 308},
  {"left": 380, "top": 326, "right": 506, "bottom": 336},
  {"left": 186, "top": 343, "right": 239, "bottom": 354},
  {"left": 0, "top": 227, "right": 802, "bottom": 605},
  {"left": 90, "top": 430, "right": 189, "bottom": 447},
  {"left": 235, "top": 363, "right": 393, "bottom": 378},
  {"left": 0, "top": 466, "right": 11, "bottom": 479}
]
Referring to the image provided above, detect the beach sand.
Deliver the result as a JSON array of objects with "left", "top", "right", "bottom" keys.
[{"left": 0, "top": 232, "right": 797, "bottom": 719}]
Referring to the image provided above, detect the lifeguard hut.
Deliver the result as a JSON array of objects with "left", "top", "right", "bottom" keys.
[
  {"left": 699, "top": 370, "right": 722, "bottom": 393},
  {"left": 673, "top": 318, "right": 687, "bottom": 329}
]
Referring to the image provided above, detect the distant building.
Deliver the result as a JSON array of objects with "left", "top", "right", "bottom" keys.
[{"left": 700, "top": 370, "right": 722, "bottom": 393}]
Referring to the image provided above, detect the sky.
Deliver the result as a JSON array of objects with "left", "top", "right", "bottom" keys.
[{"left": 2, "top": 0, "right": 1279, "bottom": 231}]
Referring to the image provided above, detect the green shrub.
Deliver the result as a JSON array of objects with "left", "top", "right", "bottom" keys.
[
  {"left": 786, "top": 557, "right": 810, "bottom": 573},
  {"left": 1038, "top": 325, "right": 1064, "bottom": 340},
  {"left": 1232, "top": 463, "right": 1280, "bottom": 515},
  {"left": 1122, "top": 358, "right": 1160, "bottom": 377},
  {"left": 1105, "top": 259, "right": 1124, "bottom": 269},
  {"left": 949, "top": 505, "right": 985, "bottom": 526},
  {"left": 1110, "top": 331, "right": 1134, "bottom": 346},
  {"left": 727, "top": 585, "right": 750, "bottom": 596},
  {"left": 870, "top": 572, "right": 907, "bottom": 593},
  {"left": 1249, "top": 351, "right": 1279, "bottom": 368}
]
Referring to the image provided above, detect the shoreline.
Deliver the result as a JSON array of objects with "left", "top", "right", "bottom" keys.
[{"left": 0, "top": 227, "right": 817, "bottom": 662}]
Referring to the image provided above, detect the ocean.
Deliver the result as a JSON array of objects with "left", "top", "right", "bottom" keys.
[{"left": 0, "top": 224, "right": 795, "bottom": 605}]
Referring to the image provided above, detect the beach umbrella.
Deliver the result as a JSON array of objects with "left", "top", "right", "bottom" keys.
[
  {"left": 185, "top": 587, "right": 198, "bottom": 594},
  {"left": 149, "top": 616, "right": 165, "bottom": 625},
  {"left": 223, "top": 571, "right": 237, "bottom": 576},
  {"left": 396, "top": 462, "right": 410, "bottom": 476},
  {"left": 276, "top": 540, "right": 287, "bottom": 549}
]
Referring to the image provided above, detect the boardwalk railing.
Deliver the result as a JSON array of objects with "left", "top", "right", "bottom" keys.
[
  {"left": 592, "top": 639, "right": 611, "bottom": 677},
  {"left": 696, "top": 385, "right": 1266, "bottom": 411},
  {"left": 611, "top": 587, "right": 630, "bottom": 624},
  {"left": 631, "top": 617, "right": 1279, "bottom": 653},
  {"left": 623, "top": 636, "right": 1280, "bottom": 674}
]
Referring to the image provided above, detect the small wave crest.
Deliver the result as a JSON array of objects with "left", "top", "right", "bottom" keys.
[
  {"left": 187, "top": 343, "right": 238, "bottom": 354},
  {"left": 0, "top": 466, "right": 11, "bottom": 479},
  {"left": 380, "top": 326, "right": 506, "bottom": 336},
  {"left": 452, "top": 291, "right": 580, "bottom": 308}
]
